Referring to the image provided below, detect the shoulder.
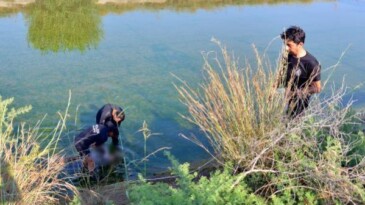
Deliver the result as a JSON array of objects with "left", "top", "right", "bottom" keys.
[
  {"left": 98, "top": 104, "right": 114, "bottom": 113},
  {"left": 303, "top": 52, "right": 320, "bottom": 67}
]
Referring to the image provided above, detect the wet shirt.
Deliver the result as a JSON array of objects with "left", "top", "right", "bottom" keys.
[
  {"left": 74, "top": 124, "right": 109, "bottom": 155},
  {"left": 96, "top": 103, "right": 122, "bottom": 127},
  {"left": 285, "top": 52, "right": 321, "bottom": 91},
  {"left": 96, "top": 104, "right": 114, "bottom": 125}
]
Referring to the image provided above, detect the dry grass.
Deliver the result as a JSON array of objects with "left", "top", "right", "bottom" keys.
[
  {"left": 175, "top": 40, "right": 365, "bottom": 203},
  {"left": 78, "top": 182, "right": 129, "bottom": 205},
  {"left": 0, "top": 96, "right": 79, "bottom": 204},
  {"left": 175, "top": 38, "right": 287, "bottom": 168}
]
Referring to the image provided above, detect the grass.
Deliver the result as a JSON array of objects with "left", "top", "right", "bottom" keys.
[
  {"left": 1, "top": 36, "right": 364, "bottom": 204},
  {"left": 0, "top": 95, "right": 79, "bottom": 204},
  {"left": 171, "top": 39, "right": 365, "bottom": 203},
  {"left": 175, "top": 38, "right": 286, "bottom": 169}
]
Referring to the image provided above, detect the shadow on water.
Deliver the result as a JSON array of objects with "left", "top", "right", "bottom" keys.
[{"left": 24, "top": 0, "right": 103, "bottom": 53}]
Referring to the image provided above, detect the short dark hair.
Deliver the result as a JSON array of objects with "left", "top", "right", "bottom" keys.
[{"left": 281, "top": 26, "right": 305, "bottom": 44}]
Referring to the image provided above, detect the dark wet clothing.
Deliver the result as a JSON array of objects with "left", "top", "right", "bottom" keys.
[
  {"left": 96, "top": 104, "right": 123, "bottom": 125},
  {"left": 96, "top": 104, "right": 123, "bottom": 137},
  {"left": 285, "top": 52, "right": 321, "bottom": 117},
  {"left": 74, "top": 124, "right": 118, "bottom": 156}
]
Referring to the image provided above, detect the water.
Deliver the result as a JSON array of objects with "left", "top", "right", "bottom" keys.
[{"left": 1, "top": 0, "right": 364, "bottom": 174}]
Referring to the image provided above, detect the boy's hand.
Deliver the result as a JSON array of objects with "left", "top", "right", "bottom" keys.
[{"left": 84, "top": 155, "right": 95, "bottom": 173}]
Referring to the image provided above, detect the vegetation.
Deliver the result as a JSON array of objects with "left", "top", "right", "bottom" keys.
[
  {"left": 0, "top": 96, "right": 78, "bottom": 204},
  {"left": 176, "top": 39, "right": 285, "bottom": 168},
  {"left": 129, "top": 152, "right": 266, "bottom": 205},
  {"left": 129, "top": 41, "right": 365, "bottom": 204},
  {"left": 1, "top": 37, "right": 364, "bottom": 204},
  {"left": 98, "top": 0, "right": 320, "bottom": 14},
  {"left": 1, "top": 0, "right": 332, "bottom": 17}
]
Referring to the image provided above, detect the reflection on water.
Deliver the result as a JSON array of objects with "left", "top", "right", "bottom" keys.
[
  {"left": 1, "top": 0, "right": 328, "bottom": 52},
  {"left": 98, "top": 0, "right": 320, "bottom": 14},
  {"left": 1, "top": 0, "right": 326, "bottom": 15},
  {"left": 25, "top": 0, "right": 102, "bottom": 52}
]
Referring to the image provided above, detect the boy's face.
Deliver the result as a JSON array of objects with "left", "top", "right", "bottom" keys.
[{"left": 284, "top": 40, "right": 303, "bottom": 56}]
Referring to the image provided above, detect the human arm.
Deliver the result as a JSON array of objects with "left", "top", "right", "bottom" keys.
[
  {"left": 294, "top": 80, "right": 321, "bottom": 99},
  {"left": 308, "top": 80, "right": 321, "bottom": 94},
  {"left": 84, "top": 155, "right": 95, "bottom": 173},
  {"left": 111, "top": 135, "right": 119, "bottom": 146}
]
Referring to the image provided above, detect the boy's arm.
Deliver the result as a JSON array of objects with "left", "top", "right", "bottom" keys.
[
  {"left": 308, "top": 80, "right": 321, "bottom": 94},
  {"left": 111, "top": 135, "right": 119, "bottom": 146}
]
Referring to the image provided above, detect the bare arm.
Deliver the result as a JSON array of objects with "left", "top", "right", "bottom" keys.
[
  {"left": 294, "top": 80, "right": 321, "bottom": 99},
  {"left": 285, "top": 81, "right": 321, "bottom": 100},
  {"left": 307, "top": 80, "right": 321, "bottom": 94}
]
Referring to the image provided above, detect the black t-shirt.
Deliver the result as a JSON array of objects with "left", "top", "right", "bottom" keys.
[{"left": 285, "top": 52, "right": 321, "bottom": 91}]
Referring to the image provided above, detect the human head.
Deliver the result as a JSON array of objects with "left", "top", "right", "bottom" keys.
[
  {"left": 281, "top": 26, "right": 305, "bottom": 44},
  {"left": 281, "top": 26, "right": 306, "bottom": 56},
  {"left": 112, "top": 106, "right": 125, "bottom": 126}
]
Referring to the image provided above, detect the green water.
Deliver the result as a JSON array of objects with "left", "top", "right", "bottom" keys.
[{"left": 1, "top": 0, "right": 364, "bottom": 173}]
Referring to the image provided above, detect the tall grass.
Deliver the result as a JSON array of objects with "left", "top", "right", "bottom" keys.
[
  {"left": 175, "top": 40, "right": 365, "bottom": 203},
  {"left": 0, "top": 96, "right": 78, "bottom": 204},
  {"left": 176, "top": 39, "right": 286, "bottom": 168}
]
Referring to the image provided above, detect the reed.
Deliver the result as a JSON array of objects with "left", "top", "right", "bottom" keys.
[
  {"left": 175, "top": 40, "right": 365, "bottom": 203},
  {"left": 0, "top": 96, "right": 78, "bottom": 204},
  {"left": 175, "top": 39, "right": 287, "bottom": 169}
]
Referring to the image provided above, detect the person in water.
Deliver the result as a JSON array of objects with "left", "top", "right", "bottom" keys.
[
  {"left": 74, "top": 104, "right": 125, "bottom": 173},
  {"left": 74, "top": 124, "right": 119, "bottom": 173},
  {"left": 96, "top": 104, "right": 125, "bottom": 134},
  {"left": 278, "top": 26, "right": 322, "bottom": 118}
]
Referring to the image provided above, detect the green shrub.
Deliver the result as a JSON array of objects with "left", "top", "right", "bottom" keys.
[{"left": 129, "top": 152, "right": 265, "bottom": 205}]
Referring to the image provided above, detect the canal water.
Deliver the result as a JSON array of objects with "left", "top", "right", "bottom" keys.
[{"left": 0, "top": 0, "right": 364, "bottom": 174}]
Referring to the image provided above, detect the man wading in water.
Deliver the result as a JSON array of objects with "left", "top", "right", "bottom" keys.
[
  {"left": 276, "top": 26, "right": 322, "bottom": 118},
  {"left": 74, "top": 104, "right": 125, "bottom": 173}
]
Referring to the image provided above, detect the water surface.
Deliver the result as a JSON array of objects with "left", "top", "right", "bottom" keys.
[{"left": 0, "top": 0, "right": 364, "bottom": 173}]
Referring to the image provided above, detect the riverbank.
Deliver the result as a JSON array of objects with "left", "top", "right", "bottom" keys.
[
  {"left": 0, "top": 0, "right": 166, "bottom": 7},
  {"left": 0, "top": 0, "right": 328, "bottom": 15}
]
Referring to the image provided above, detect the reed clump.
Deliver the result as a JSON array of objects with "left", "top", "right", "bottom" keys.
[
  {"left": 0, "top": 96, "right": 78, "bottom": 204},
  {"left": 176, "top": 39, "right": 286, "bottom": 169},
  {"left": 175, "top": 40, "right": 365, "bottom": 203}
]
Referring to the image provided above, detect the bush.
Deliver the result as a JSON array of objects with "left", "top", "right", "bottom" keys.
[
  {"left": 174, "top": 41, "right": 365, "bottom": 204},
  {"left": 175, "top": 39, "right": 286, "bottom": 169},
  {"left": 0, "top": 96, "right": 78, "bottom": 204},
  {"left": 129, "top": 152, "right": 265, "bottom": 205}
]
